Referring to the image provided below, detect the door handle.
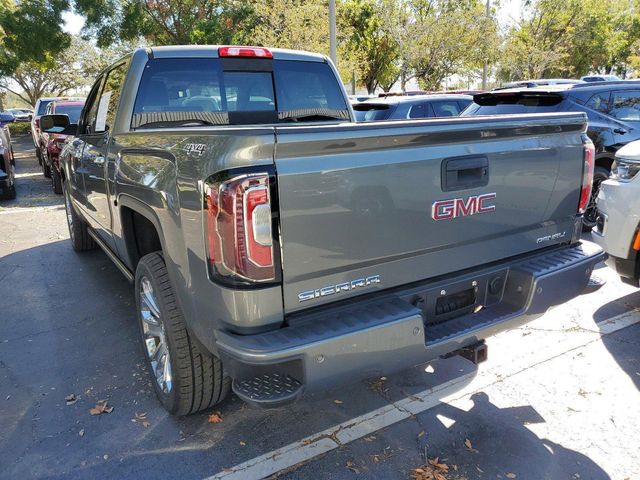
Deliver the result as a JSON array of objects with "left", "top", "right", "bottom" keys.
[
  {"left": 93, "top": 156, "right": 105, "bottom": 166},
  {"left": 442, "top": 155, "right": 489, "bottom": 191}
]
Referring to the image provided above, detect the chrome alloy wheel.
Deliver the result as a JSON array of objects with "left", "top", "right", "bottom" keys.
[{"left": 139, "top": 276, "right": 173, "bottom": 393}]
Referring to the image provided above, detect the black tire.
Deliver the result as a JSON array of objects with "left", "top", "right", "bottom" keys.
[
  {"left": 51, "top": 166, "right": 62, "bottom": 194},
  {"left": 135, "top": 252, "right": 230, "bottom": 415},
  {"left": 42, "top": 158, "right": 51, "bottom": 178},
  {"left": 63, "top": 182, "right": 96, "bottom": 251},
  {"left": 582, "top": 166, "right": 609, "bottom": 231}
]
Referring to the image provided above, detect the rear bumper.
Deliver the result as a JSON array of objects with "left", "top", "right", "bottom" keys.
[{"left": 216, "top": 241, "right": 605, "bottom": 407}]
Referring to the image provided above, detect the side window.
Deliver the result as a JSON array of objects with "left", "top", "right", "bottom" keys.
[
  {"left": 432, "top": 101, "right": 462, "bottom": 117},
  {"left": 81, "top": 76, "right": 106, "bottom": 134},
  {"left": 96, "top": 61, "right": 129, "bottom": 133},
  {"left": 409, "top": 103, "right": 426, "bottom": 118},
  {"left": 585, "top": 93, "right": 610, "bottom": 114},
  {"left": 610, "top": 91, "right": 640, "bottom": 121}
]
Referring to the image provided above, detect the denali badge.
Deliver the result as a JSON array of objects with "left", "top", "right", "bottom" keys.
[
  {"left": 298, "top": 275, "right": 381, "bottom": 302},
  {"left": 432, "top": 193, "right": 496, "bottom": 221}
]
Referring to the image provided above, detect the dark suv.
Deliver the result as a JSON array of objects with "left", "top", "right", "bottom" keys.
[{"left": 463, "top": 81, "right": 640, "bottom": 229}]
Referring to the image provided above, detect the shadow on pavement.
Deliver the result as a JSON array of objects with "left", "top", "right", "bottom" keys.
[
  {"left": 283, "top": 391, "right": 611, "bottom": 480},
  {"left": 593, "top": 290, "right": 640, "bottom": 391}
]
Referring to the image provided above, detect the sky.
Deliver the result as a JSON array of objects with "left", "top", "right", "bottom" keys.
[{"left": 60, "top": 0, "right": 525, "bottom": 38}]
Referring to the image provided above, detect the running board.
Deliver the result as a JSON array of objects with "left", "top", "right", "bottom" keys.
[{"left": 87, "top": 229, "right": 134, "bottom": 283}]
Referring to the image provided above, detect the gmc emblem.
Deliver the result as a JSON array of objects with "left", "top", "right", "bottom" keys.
[{"left": 432, "top": 193, "right": 496, "bottom": 220}]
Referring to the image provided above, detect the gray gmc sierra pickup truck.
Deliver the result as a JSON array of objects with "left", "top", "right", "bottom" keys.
[{"left": 41, "top": 45, "right": 604, "bottom": 415}]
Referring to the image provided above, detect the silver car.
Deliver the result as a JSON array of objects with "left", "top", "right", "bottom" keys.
[{"left": 592, "top": 140, "right": 640, "bottom": 285}]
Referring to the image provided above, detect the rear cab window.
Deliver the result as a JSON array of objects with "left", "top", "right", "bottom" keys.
[
  {"left": 353, "top": 104, "right": 393, "bottom": 121},
  {"left": 132, "top": 57, "right": 350, "bottom": 128}
]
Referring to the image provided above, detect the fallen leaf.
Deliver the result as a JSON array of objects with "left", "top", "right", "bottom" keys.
[
  {"left": 372, "top": 453, "right": 380, "bottom": 463},
  {"left": 506, "top": 474, "right": 517, "bottom": 479},
  {"left": 103, "top": 454, "right": 109, "bottom": 460},
  {"left": 239, "top": 441, "right": 246, "bottom": 446},
  {"left": 65, "top": 394, "right": 78, "bottom": 406},
  {"left": 208, "top": 412, "right": 223, "bottom": 424},
  {"left": 364, "top": 435, "right": 376, "bottom": 442},
  {"left": 89, "top": 400, "right": 113, "bottom": 416},
  {"left": 464, "top": 438, "right": 478, "bottom": 453},
  {"left": 418, "top": 430, "right": 425, "bottom": 438},
  {"left": 429, "top": 457, "right": 449, "bottom": 472},
  {"left": 345, "top": 460, "right": 360, "bottom": 474},
  {"left": 78, "top": 428, "right": 85, "bottom": 437},
  {"left": 334, "top": 399, "right": 343, "bottom": 405}
]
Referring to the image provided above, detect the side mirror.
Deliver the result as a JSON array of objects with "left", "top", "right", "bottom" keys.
[
  {"left": 0, "top": 112, "right": 15, "bottom": 124},
  {"left": 40, "top": 114, "right": 77, "bottom": 135}
]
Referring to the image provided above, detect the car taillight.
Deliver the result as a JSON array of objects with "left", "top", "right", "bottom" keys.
[
  {"left": 205, "top": 172, "right": 276, "bottom": 283},
  {"left": 218, "top": 46, "right": 273, "bottom": 58},
  {"left": 578, "top": 139, "right": 595, "bottom": 214}
]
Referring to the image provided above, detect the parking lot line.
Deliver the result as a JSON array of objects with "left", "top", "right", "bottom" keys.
[{"left": 205, "top": 309, "right": 640, "bottom": 480}]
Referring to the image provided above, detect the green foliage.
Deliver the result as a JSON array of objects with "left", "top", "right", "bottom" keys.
[
  {"left": 75, "top": 0, "right": 257, "bottom": 47},
  {"left": 499, "top": 0, "right": 640, "bottom": 81},
  {"left": 342, "top": 0, "right": 400, "bottom": 93},
  {"left": 8, "top": 121, "right": 31, "bottom": 136},
  {"left": 0, "top": 0, "right": 71, "bottom": 76}
]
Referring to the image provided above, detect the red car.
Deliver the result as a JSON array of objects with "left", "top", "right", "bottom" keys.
[{"left": 40, "top": 99, "right": 85, "bottom": 193}]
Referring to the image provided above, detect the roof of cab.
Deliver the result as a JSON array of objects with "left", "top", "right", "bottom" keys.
[{"left": 147, "top": 45, "right": 327, "bottom": 63}]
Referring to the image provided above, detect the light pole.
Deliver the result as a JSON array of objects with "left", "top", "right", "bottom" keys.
[
  {"left": 482, "top": 0, "right": 490, "bottom": 90},
  {"left": 329, "top": 0, "right": 337, "bottom": 66}
]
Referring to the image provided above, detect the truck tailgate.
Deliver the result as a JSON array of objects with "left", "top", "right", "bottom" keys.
[{"left": 274, "top": 113, "right": 587, "bottom": 313}]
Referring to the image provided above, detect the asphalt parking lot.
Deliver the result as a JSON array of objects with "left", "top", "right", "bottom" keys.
[{"left": 1, "top": 136, "right": 639, "bottom": 480}]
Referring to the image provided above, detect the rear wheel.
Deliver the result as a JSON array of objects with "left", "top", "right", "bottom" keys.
[
  {"left": 51, "top": 166, "right": 62, "bottom": 194},
  {"left": 135, "top": 252, "right": 230, "bottom": 415},
  {"left": 582, "top": 166, "right": 609, "bottom": 231},
  {"left": 63, "top": 182, "right": 95, "bottom": 251},
  {"left": 42, "top": 152, "right": 51, "bottom": 178}
]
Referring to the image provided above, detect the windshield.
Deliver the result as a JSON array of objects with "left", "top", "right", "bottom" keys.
[
  {"left": 132, "top": 58, "right": 350, "bottom": 128},
  {"left": 56, "top": 104, "right": 83, "bottom": 123},
  {"left": 462, "top": 93, "right": 564, "bottom": 115},
  {"left": 353, "top": 104, "right": 393, "bottom": 121},
  {"left": 37, "top": 100, "right": 53, "bottom": 115}
]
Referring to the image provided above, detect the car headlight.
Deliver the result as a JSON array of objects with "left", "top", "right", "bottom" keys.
[{"left": 612, "top": 158, "right": 640, "bottom": 182}]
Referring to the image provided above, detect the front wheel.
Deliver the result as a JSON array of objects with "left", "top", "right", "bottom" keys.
[
  {"left": 582, "top": 166, "right": 609, "bottom": 231},
  {"left": 63, "top": 182, "right": 96, "bottom": 251},
  {"left": 135, "top": 252, "right": 230, "bottom": 415}
]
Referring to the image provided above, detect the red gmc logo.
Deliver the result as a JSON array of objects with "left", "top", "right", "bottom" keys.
[{"left": 432, "top": 193, "right": 497, "bottom": 220}]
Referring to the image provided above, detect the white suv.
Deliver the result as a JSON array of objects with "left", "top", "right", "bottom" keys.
[{"left": 592, "top": 140, "right": 640, "bottom": 285}]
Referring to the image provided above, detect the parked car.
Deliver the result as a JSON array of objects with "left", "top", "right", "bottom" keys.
[
  {"left": 498, "top": 79, "right": 584, "bottom": 89},
  {"left": 39, "top": 99, "right": 85, "bottom": 191},
  {"left": 42, "top": 45, "right": 603, "bottom": 415},
  {"left": 7, "top": 108, "right": 33, "bottom": 122},
  {"left": 592, "top": 140, "right": 640, "bottom": 285},
  {"left": 31, "top": 97, "right": 82, "bottom": 169},
  {"left": 462, "top": 81, "right": 640, "bottom": 230},
  {"left": 0, "top": 111, "right": 16, "bottom": 200},
  {"left": 581, "top": 74, "right": 621, "bottom": 83},
  {"left": 353, "top": 94, "right": 473, "bottom": 121},
  {"left": 348, "top": 94, "right": 374, "bottom": 104}
]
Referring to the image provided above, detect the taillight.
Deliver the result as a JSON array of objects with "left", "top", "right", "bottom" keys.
[
  {"left": 218, "top": 46, "right": 273, "bottom": 59},
  {"left": 578, "top": 139, "right": 595, "bottom": 214},
  {"left": 205, "top": 172, "right": 276, "bottom": 283}
]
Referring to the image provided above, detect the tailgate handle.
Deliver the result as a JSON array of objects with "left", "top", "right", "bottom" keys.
[{"left": 442, "top": 155, "right": 489, "bottom": 192}]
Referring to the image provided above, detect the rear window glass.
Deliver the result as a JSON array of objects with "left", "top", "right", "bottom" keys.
[
  {"left": 132, "top": 58, "right": 349, "bottom": 128},
  {"left": 353, "top": 105, "right": 393, "bottom": 121},
  {"left": 431, "top": 101, "right": 463, "bottom": 117},
  {"left": 462, "top": 94, "right": 563, "bottom": 115},
  {"left": 55, "top": 104, "right": 84, "bottom": 123},
  {"left": 37, "top": 100, "right": 53, "bottom": 115}
]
